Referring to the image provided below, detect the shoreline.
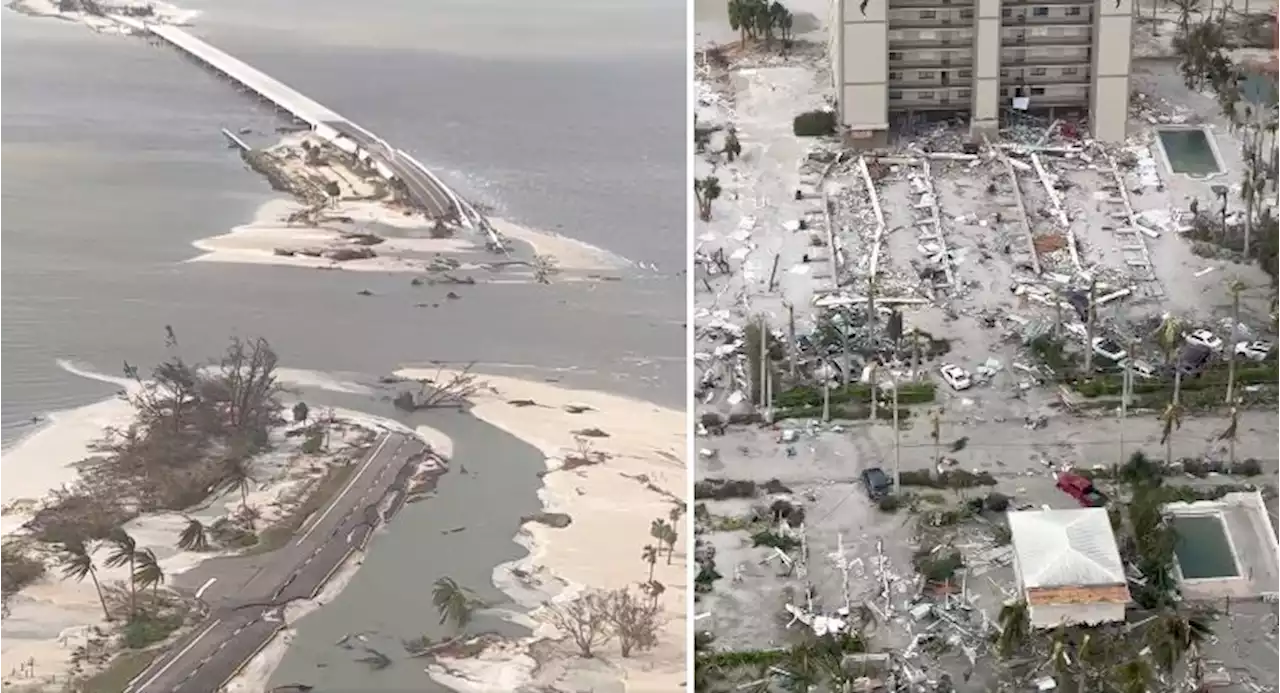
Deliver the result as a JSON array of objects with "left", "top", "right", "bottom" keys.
[
  {"left": 0, "top": 362, "right": 439, "bottom": 692},
  {"left": 393, "top": 368, "right": 687, "bottom": 692}
]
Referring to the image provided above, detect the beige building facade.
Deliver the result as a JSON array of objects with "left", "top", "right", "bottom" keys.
[{"left": 829, "top": 0, "right": 1132, "bottom": 146}]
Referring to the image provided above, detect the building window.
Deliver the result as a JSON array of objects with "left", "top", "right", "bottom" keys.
[
  {"left": 889, "top": 90, "right": 904, "bottom": 100},
  {"left": 918, "top": 91, "right": 935, "bottom": 100},
  {"left": 889, "top": 71, "right": 902, "bottom": 80},
  {"left": 1031, "top": 87, "right": 1046, "bottom": 95},
  {"left": 1066, "top": 6, "right": 1082, "bottom": 14},
  {"left": 920, "top": 9, "right": 937, "bottom": 18},
  {"left": 1002, "top": 8, "right": 1012, "bottom": 16},
  {"left": 1062, "top": 66, "right": 1078, "bottom": 75},
  {"left": 1033, "top": 6, "right": 1049, "bottom": 15},
  {"left": 999, "top": 68, "right": 1009, "bottom": 77},
  {"left": 958, "top": 89, "right": 972, "bottom": 98},
  {"left": 889, "top": 51, "right": 903, "bottom": 61},
  {"left": 1031, "top": 67, "right": 1047, "bottom": 76},
  {"left": 960, "top": 9, "right": 973, "bottom": 18},
  {"left": 918, "top": 70, "right": 935, "bottom": 79},
  {"left": 958, "top": 69, "right": 972, "bottom": 78}
]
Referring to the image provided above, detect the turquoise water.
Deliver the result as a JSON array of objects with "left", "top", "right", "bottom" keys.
[
  {"left": 1172, "top": 515, "right": 1240, "bottom": 579},
  {"left": 1157, "top": 127, "right": 1223, "bottom": 176}
]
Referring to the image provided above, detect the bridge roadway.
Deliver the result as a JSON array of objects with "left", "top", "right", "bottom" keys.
[
  {"left": 124, "top": 432, "right": 431, "bottom": 693},
  {"left": 111, "top": 16, "right": 460, "bottom": 221}
]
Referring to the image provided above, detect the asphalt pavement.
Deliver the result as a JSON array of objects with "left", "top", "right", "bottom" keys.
[
  {"left": 125, "top": 432, "right": 433, "bottom": 693},
  {"left": 322, "top": 120, "right": 457, "bottom": 220}
]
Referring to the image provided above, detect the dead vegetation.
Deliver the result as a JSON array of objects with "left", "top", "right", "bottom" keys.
[
  {"left": 22, "top": 332, "right": 286, "bottom": 547},
  {"left": 391, "top": 364, "right": 485, "bottom": 412}
]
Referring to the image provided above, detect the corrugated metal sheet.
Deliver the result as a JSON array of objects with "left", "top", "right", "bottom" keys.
[{"left": 1009, "top": 507, "right": 1126, "bottom": 589}]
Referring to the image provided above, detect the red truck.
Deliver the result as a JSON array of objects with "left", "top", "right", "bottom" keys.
[{"left": 1056, "top": 472, "right": 1109, "bottom": 508}]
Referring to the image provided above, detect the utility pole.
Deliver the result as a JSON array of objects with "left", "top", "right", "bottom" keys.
[
  {"left": 1119, "top": 341, "right": 1133, "bottom": 465},
  {"left": 823, "top": 379, "right": 831, "bottom": 422},
  {"left": 869, "top": 362, "right": 879, "bottom": 421},
  {"left": 892, "top": 378, "right": 901, "bottom": 490},
  {"left": 1083, "top": 276, "right": 1097, "bottom": 373},
  {"left": 787, "top": 302, "right": 798, "bottom": 381},
  {"left": 1225, "top": 279, "right": 1244, "bottom": 404},
  {"left": 758, "top": 315, "right": 769, "bottom": 408}
]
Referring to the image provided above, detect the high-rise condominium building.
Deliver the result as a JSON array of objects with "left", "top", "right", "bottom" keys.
[{"left": 829, "top": 0, "right": 1134, "bottom": 147}]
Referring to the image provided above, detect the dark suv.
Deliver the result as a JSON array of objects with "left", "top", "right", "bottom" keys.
[
  {"left": 861, "top": 467, "right": 893, "bottom": 500},
  {"left": 1177, "top": 343, "right": 1213, "bottom": 377}
]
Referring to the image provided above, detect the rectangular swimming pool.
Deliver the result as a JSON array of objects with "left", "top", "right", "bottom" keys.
[
  {"left": 1172, "top": 515, "right": 1239, "bottom": 579},
  {"left": 1156, "top": 127, "right": 1223, "bottom": 177}
]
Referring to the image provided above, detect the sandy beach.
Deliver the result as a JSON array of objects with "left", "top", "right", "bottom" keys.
[
  {"left": 0, "top": 362, "right": 428, "bottom": 691},
  {"left": 393, "top": 368, "right": 687, "bottom": 692}
]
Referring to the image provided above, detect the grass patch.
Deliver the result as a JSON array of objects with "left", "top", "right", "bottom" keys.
[
  {"left": 913, "top": 548, "right": 964, "bottom": 584},
  {"left": 774, "top": 404, "right": 913, "bottom": 422},
  {"left": 246, "top": 462, "right": 356, "bottom": 555},
  {"left": 694, "top": 478, "right": 792, "bottom": 500},
  {"left": 122, "top": 611, "right": 184, "bottom": 650},
  {"left": 775, "top": 382, "right": 936, "bottom": 409},
  {"left": 898, "top": 469, "right": 996, "bottom": 489},
  {"left": 78, "top": 650, "right": 160, "bottom": 693},
  {"left": 1071, "top": 362, "right": 1279, "bottom": 398},
  {"left": 750, "top": 530, "right": 800, "bottom": 551}
]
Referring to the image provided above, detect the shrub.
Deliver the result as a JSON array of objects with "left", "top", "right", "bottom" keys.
[
  {"left": 2, "top": 543, "right": 46, "bottom": 602},
  {"left": 694, "top": 479, "right": 757, "bottom": 500},
  {"left": 793, "top": 110, "right": 837, "bottom": 137},
  {"left": 983, "top": 492, "right": 1011, "bottom": 512},
  {"left": 898, "top": 469, "right": 996, "bottom": 489},
  {"left": 301, "top": 429, "right": 324, "bottom": 454},
  {"left": 121, "top": 611, "right": 184, "bottom": 649},
  {"left": 877, "top": 495, "right": 903, "bottom": 512},
  {"left": 750, "top": 530, "right": 800, "bottom": 551},
  {"left": 913, "top": 548, "right": 964, "bottom": 583}
]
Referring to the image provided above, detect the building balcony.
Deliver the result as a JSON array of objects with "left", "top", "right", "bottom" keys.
[
  {"left": 889, "top": 28, "right": 975, "bottom": 47},
  {"left": 888, "top": 8, "right": 975, "bottom": 27},
  {"left": 1001, "top": 9, "right": 1093, "bottom": 25},
  {"left": 889, "top": 67, "right": 976, "bottom": 87},
  {"left": 1003, "top": 0, "right": 1095, "bottom": 6},
  {"left": 887, "top": 0, "right": 975, "bottom": 7},
  {"left": 1001, "top": 47, "right": 1091, "bottom": 64},
  {"left": 888, "top": 49, "right": 975, "bottom": 68},
  {"left": 889, "top": 86, "right": 975, "bottom": 110},
  {"left": 1002, "top": 84, "right": 1089, "bottom": 105},
  {"left": 1001, "top": 67, "right": 1092, "bottom": 85},
  {"left": 1000, "top": 27, "right": 1092, "bottom": 45}
]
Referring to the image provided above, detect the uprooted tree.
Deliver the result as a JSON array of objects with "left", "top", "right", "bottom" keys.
[
  {"left": 392, "top": 364, "right": 485, "bottom": 411},
  {"left": 546, "top": 590, "right": 614, "bottom": 658},
  {"left": 24, "top": 331, "right": 285, "bottom": 546}
]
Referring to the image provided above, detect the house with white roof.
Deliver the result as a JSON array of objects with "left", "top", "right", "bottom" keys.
[{"left": 1008, "top": 507, "right": 1131, "bottom": 628}]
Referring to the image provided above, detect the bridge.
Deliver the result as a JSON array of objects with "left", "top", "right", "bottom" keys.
[{"left": 111, "top": 16, "right": 504, "bottom": 250}]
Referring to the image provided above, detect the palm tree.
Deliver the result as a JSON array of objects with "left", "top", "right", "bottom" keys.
[
  {"left": 1159, "top": 378, "right": 1184, "bottom": 467},
  {"left": 432, "top": 577, "right": 479, "bottom": 632},
  {"left": 177, "top": 518, "right": 210, "bottom": 552},
  {"left": 642, "top": 544, "right": 659, "bottom": 583},
  {"left": 644, "top": 579, "right": 666, "bottom": 608},
  {"left": 694, "top": 176, "right": 722, "bottom": 222},
  {"left": 103, "top": 529, "right": 138, "bottom": 620},
  {"left": 996, "top": 600, "right": 1029, "bottom": 656},
  {"left": 58, "top": 540, "right": 112, "bottom": 622},
  {"left": 650, "top": 518, "right": 678, "bottom": 564},
  {"left": 222, "top": 457, "right": 256, "bottom": 526},
  {"left": 1112, "top": 657, "right": 1156, "bottom": 693},
  {"left": 1218, "top": 406, "right": 1240, "bottom": 464},
  {"left": 1146, "top": 610, "right": 1212, "bottom": 677},
  {"left": 1153, "top": 314, "right": 1181, "bottom": 364},
  {"left": 133, "top": 548, "right": 165, "bottom": 597}
]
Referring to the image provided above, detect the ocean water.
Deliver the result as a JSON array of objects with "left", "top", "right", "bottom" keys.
[{"left": 2, "top": 1, "right": 685, "bottom": 689}]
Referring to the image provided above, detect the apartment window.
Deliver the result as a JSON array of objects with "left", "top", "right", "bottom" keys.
[
  {"left": 918, "top": 70, "right": 936, "bottom": 79},
  {"left": 889, "top": 90, "right": 904, "bottom": 100},
  {"left": 958, "top": 89, "right": 972, "bottom": 98},
  {"left": 889, "top": 51, "right": 903, "bottom": 61},
  {"left": 958, "top": 69, "right": 972, "bottom": 78},
  {"left": 1033, "top": 7, "right": 1049, "bottom": 15},
  {"left": 920, "top": 10, "right": 937, "bottom": 18},
  {"left": 999, "top": 68, "right": 1009, "bottom": 77},
  {"left": 1062, "top": 66, "right": 1079, "bottom": 75},
  {"left": 1031, "top": 67, "right": 1047, "bottom": 76},
  {"left": 889, "top": 71, "right": 903, "bottom": 80},
  {"left": 1066, "top": 6, "right": 1082, "bottom": 14},
  {"left": 960, "top": 9, "right": 973, "bottom": 18},
  {"left": 918, "top": 91, "right": 935, "bottom": 100},
  {"left": 1031, "top": 87, "right": 1046, "bottom": 95},
  {"left": 1002, "top": 8, "right": 1012, "bottom": 16}
]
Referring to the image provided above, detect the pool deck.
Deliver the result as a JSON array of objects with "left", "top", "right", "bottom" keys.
[
  {"left": 1151, "top": 124, "right": 1228, "bottom": 181},
  {"left": 1164, "top": 491, "right": 1280, "bottom": 601}
]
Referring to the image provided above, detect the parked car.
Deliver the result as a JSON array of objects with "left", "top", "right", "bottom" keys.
[
  {"left": 1125, "top": 359, "right": 1157, "bottom": 380},
  {"left": 1090, "top": 337, "right": 1128, "bottom": 363},
  {"left": 861, "top": 467, "right": 893, "bottom": 501},
  {"left": 1184, "top": 329, "right": 1223, "bottom": 352},
  {"left": 1056, "top": 472, "right": 1108, "bottom": 508},
  {"left": 1234, "top": 340, "right": 1273, "bottom": 362},
  {"left": 938, "top": 364, "right": 972, "bottom": 391},
  {"left": 1177, "top": 343, "right": 1214, "bottom": 377}
]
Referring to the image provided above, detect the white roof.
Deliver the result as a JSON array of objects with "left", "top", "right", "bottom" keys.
[{"left": 1009, "top": 508, "right": 1126, "bottom": 589}]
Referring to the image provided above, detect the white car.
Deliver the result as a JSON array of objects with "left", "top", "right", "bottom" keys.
[
  {"left": 1090, "top": 337, "right": 1128, "bottom": 363},
  {"left": 1127, "top": 359, "right": 1157, "bottom": 379},
  {"left": 1234, "top": 340, "right": 1273, "bottom": 362},
  {"left": 939, "top": 364, "right": 973, "bottom": 391},
  {"left": 1184, "top": 329, "right": 1223, "bottom": 352}
]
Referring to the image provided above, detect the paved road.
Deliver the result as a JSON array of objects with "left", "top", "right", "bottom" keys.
[
  {"left": 322, "top": 120, "right": 457, "bottom": 221},
  {"left": 126, "top": 432, "right": 434, "bottom": 693}
]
